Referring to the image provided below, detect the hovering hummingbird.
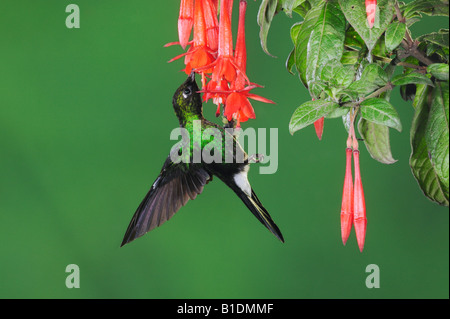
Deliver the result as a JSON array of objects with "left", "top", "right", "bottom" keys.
[{"left": 120, "top": 73, "right": 284, "bottom": 246}]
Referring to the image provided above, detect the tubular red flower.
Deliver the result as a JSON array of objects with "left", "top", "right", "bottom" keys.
[
  {"left": 203, "top": 0, "right": 219, "bottom": 52},
  {"left": 314, "top": 117, "right": 325, "bottom": 140},
  {"left": 341, "top": 148, "right": 354, "bottom": 246},
  {"left": 353, "top": 150, "right": 367, "bottom": 252},
  {"left": 178, "top": 0, "right": 194, "bottom": 49},
  {"left": 365, "top": 0, "right": 377, "bottom": 28},
  {"left": 234, "top": 0, "right": 247, "bottom": 74}
]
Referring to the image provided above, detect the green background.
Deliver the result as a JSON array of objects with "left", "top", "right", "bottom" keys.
[{"left": 0, "top": 0, "right": 448, "bottom": 298}]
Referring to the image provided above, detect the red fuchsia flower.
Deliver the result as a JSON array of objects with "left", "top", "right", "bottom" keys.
[
  {"left": 178, "top": 0, "right": 194, "bottom": 49},
  {"left": 365, "top": 0, "right": 377, "bottom": 28},
  {"left": 170, "top": 0, "right": 273, "bottom": 127},
  {"left": 341, "top": 147, "right": 354, "bottom": 246},
  {"left": 203, "top": 0, "right": 219, "bottom": 52},
  {"left": 222, "top": 0, "right": 274, "bottom": 126},
  {"left": 353, "top": 149, "right": 367, "bottom": 252},
  {"left": 203, "top": 79, "right": 229, "bottom": 115},
  {"left": 168, "top": 0, "right": 216, "bottom": 88},
  {"left": 185, "top": 0, "right": 216, "bottom": 82},
  {"left": 314, "top": 117, "right": 324, "bottom": 140}
]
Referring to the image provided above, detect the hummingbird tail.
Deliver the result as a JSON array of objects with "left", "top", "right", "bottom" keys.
[{"left": 232, "top": 185, "right": 285, "bottom": 243}]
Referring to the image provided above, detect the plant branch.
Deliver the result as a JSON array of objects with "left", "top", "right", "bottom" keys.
[
  {"left": 365, "top": 83, "right": 395, "bottom": 100},
  {"left": 394, "top": 1, "right": 434, "bottom": 66}
]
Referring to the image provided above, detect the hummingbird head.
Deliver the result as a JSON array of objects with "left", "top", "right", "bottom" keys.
[{"left": 172, "top": 72, "right": 203, "bottom": 124}]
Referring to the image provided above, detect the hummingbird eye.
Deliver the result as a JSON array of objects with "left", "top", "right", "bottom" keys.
[{"left": 182, "top": 87, "right": 192, "bottom": 98}]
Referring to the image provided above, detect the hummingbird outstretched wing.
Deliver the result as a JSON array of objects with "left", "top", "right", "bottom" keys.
[{"left": 121, "top": 156, "right": 211, "bottom": 246}]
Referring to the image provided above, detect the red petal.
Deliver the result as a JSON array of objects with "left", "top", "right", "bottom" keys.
[
  {"left": 193, "top": 0, "right": 207, "bottom": 47},
  {"left": 178, "top": 0, "right": 194, "bottom": 49},
  {"left": 242, "top": 98, "right": 255, "bottom": 119},
  {"left": 217, "top": 0, "right": 234, "bottom": 58},
  {"left": 234, "top": 0, "right": 247, "bottom": 71},
  {"left": 224, "top": 92, "right": 242, "bottom": 120},
  {"left": 365, "top": 0, "right": 377, "bottom": 28},
  {"left": 246, "top": 93, "right": 275, "bottom": 104},
  {"left": 203, "top": 0, "right": 219, "bottom": 52}
]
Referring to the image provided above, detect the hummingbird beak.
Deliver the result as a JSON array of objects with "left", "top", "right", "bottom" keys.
[{"left": 189, "top": 70, "right": 196, "bottom": 82}]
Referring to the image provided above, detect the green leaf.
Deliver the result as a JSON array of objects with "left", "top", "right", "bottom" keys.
[
  {"left": 294, "top": 2, "right": 325, "bottom": 86},
  {"left": 290, "top": 22, "right": 303, "bottom": 46},
  {"left": 391, "top": 72, "right": 434, "bottom": 86},
  {"left": 257, "top": 0, "right": 279, "bottom": 57},
  {"left": 358, "top": 118, "right": 397, "bottom": 164},
  {"left": 418, "top": 30, "right": 450, "bottom": 49},
  {"left": 360, "top": 98, "right": 402, "bottom": 132},
  {"left": 280, "top": 0, "right": 307, "bottom": 17},
  {"left": 326, "top": 106, "right": 349, "bottom": 118},
  {"left": 293, "top": 0, "right": 312, "bottom": 17},
  {"left": 410, "top": 85, "right": 449, "bottom": 206},
  {"left": 320, "top": 60, "right": 343, "bottom": 84},
  {"left": 361, "top": 63, "right": 389, "bottom": 86},
  {"left": 425, "top": 81, "right": 450, "bottom": 199},
  {"left": 344, "top": 80, "right": 379, "bottom": 99},
  {"left": 341, "top": 50, "right": 360, "bottom": 65},
  {"left": 403, "top": 0, "right": 449, "bottom": 19},
  {"left": 342, "top": 64, "right": 387, "bottom": 98},
  {"left": 385, "top": 21, "right": 406, "bottom": 52},
  {"left": 338, "top": 0, "right": 395, "bottom": 51},
  {"left": 286, "top": 49, "right": 296, "bottom": 75},
  {"left": 334, "top": 65, "right": 356, "bottom": 88},
  {"left": 427, "top": 63, "right": 450, "bottom": 80},
  {"left": 289, "top": 100, "right": 339, "bottom": 134},
  {"left": 305, "top": 1, "right": 346, "bottom": 87},
  {"left": 344, "top": 26, "right": 365, "bottom": 50}
]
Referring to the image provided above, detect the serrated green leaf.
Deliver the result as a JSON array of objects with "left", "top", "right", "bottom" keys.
[
  {"left": 425, "top": 81, "right": 450, "bottom": 199},
  {"left": 391, "top": 72, "right": 434, "bottom": 86},
  {"left": 360, "top": 98, "right": 402, "bottom": 131},
  {"left": 358, "top": 118, "right": 397, "bottom": 164},
  {"left": 338, "top": 0, "right": 395, "bottom": 51},
  {"left": 410, "top": 85, "right": 449, "bottom": 205},
  {"left": 289, "top": 100, "right": 339, "bottom": 134},
  {"left": 385, "top": 21, "right": 406, "bottom": 52},
  {"left": 294, "top": 2, "right": 325, "bottom": 86},
  {"left": 427, "top": 63, "right": 450, "bottom": 80},
  {"left": 305, "top": 1, "right": 346, "bottom": 87},
  {"left": 257, "top": 0, "right": 279, "bottom": 57}
]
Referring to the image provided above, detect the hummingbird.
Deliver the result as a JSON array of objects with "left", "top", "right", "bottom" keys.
[{"left": 120, "top": 73, "right": 284, "bottom": 247}]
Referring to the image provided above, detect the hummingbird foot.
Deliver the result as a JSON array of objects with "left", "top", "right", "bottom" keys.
[{"left": 247, "top": 154, "right": 264, "bottom": 164}]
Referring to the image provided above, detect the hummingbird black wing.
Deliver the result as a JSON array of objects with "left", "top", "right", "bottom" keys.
[{"left": 121, "top": 157, "right": 211, "bottom": 247}]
